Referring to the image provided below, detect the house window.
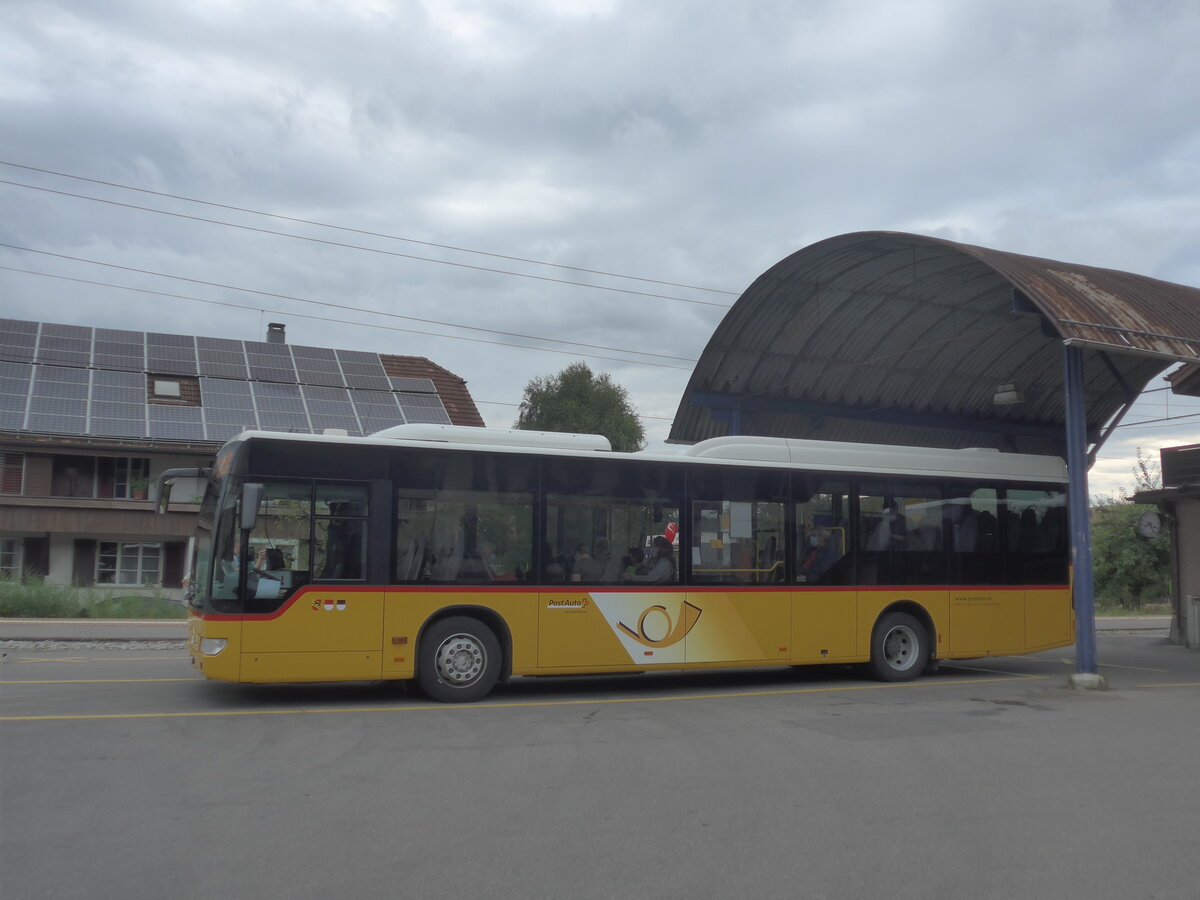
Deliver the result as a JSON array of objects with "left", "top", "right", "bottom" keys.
[
  {"left": 97, "top": 542, "right": 161, "bottom": 586},
  {"left": 51, "top": 456, "right": 152, "bottom": 499},
  {"left": 113, "top": 457, "right": 151, "bottom": 499},
  {"left": 51, "top": 455, "right": 97, "bottom": 498},
  {"left": 0, "top": 539, "right": 21, "bottom": 577},
  {"left": 1, "top": 453, "right": 24, "bottom": 494}
]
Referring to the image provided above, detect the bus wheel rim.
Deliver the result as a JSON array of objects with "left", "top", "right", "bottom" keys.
[
  {"left": 434, "top": 633, "right": 487, "bottom": 687},
  {"left": 882, "top": 624, "right": 918, "bottom": 671}
]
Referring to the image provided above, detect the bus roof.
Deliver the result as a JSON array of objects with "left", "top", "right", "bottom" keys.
[{"left": 231, "top": 425, "right": 1067, "bottom": 483}]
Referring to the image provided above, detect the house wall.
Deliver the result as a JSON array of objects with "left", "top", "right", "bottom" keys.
[{"left": 1, "top": 441, "right": 215, "bottom": 602}]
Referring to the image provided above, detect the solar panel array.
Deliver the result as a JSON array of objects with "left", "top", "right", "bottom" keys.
[{"left": 0, "top": 320, "right": 453, "bottom": 442}]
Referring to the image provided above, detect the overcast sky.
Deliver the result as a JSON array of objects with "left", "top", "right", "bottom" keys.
[{"left": 2, "top": 0, "right": 1198, "bottom": 498}]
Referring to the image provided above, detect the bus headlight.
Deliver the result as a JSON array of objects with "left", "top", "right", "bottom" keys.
[{"left": 199, "top": 638, "right": 228, "bottom": 656}]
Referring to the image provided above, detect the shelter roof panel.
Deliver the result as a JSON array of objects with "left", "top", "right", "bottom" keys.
[
  {"left": 672, "top": 232, "right": 1200, "bottom": 458},
  {"left": 1168, "top": 363, "right": 1200, "bottom": 397}
]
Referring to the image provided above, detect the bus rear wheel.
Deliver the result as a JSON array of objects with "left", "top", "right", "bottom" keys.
[
  {"left": 418, "top": 616, "right": 501, "bottom": 703},
  {"left": 869, "top": 612, "right": 928, "bottom": 682}
]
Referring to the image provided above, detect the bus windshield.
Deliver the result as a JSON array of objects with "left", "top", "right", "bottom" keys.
[{"left": 205, "top": 478, "right": 368, "bottom": 614}]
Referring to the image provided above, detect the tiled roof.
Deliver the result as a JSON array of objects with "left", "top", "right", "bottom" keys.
[{"left": 382, "top": 355, "right": 486, "bottom": 428}]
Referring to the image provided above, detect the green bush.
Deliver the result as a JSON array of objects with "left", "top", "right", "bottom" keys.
[
  {"left": 0, "top": 577, "right": 81, "bottom": 618},
  {"left": 1091, "top": 501, "right": 1171, "bottom": 611},
  {"left": 0, "top": 575, "right": 186, "bottom": 619},
  {"left": 86, "top": 594, "right": 187, "bottom": 619}
]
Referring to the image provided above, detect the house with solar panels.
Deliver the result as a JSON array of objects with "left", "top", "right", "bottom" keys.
[{"left": 0, "top": 319, "right": 483, "bottom": 600}]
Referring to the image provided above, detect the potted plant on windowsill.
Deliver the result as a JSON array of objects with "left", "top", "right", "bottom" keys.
[{"left": 129, "top": 476, "right": 150, "bottom": 501}]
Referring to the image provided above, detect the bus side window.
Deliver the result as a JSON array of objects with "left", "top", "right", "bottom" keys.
[
  {"left": 395, "top": 491, "right": 532, "bottom": 584},
  {"left": 891, "top": 484, "right": 945, "bottom": 585},
  {"left": 796, "top": 480, "right": 849, "bottom": 585},
  {"left": 948, "top": 487, "right": 1001, "bottom": 584},
  {"left": 315, "top": 486, "right": 369, "bottom": 581},
  {"left": 690, "top": 499, "right": 783, "bottom": 585},
  {"left": 1004, "top": 487, "right": 1068, "bottom": 584}
]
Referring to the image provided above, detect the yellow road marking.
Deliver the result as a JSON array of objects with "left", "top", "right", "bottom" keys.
[
  {"left": 0, "top": 674, "right": 1042, "bottom": 721},
  {"left": 2, "top": 678, "right": 200, "bottom": 685},
  {"left": 1058, "top": 657, "right": 1173, "bottom": 675},
  {"left": 1099, "top": 662, "right": 1171, "bottom": 673},
  {"left": 92, "top": 656, "right": 189, "bottom": 662},
  {"left": 17, "top": 657, "right": 87, "bottom": 663},
  {"left": 942, "top": 663, "right": 1045, "bottom": 678},
  {"left": 13, "top": 656, "right": 188, "bottom": 663},
  {"left": 1137, "top": 682, "right": 1200, "bottom": 689}
]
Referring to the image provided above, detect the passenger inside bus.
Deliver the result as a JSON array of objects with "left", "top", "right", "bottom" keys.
[
  {"left": 595, "top": 537, "right": 625, "bottom": 582},
  {"left": 320, "top": 503, "right": 363, "bottom": 579},
  {"left": 570, "top": 543, "right": 605, "bottom": 582},
  {"left": 947, "top": 502, "right": 980, "bottom": 551},
  {"left": 621, "top": 547, "right": 645, "bottom": 579},
  {"left": 255, "top": 547, "right": 286, "bottom": 577},
  {"left": 625, "top": 536, "right": 676, "bottom": 583},
  {"left": 543, "top": 543, "right": 567, "bottom": 582},
  {"left": 798, "top": 528, "right": 840, "bottom": 582}
]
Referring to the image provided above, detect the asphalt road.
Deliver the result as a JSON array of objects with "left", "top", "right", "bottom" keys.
[{"left": 2, "top": 632, "right": 1198, "bottom": 900}]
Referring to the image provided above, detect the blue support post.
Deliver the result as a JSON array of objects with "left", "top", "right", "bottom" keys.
[{"left": 1063, "top": 344, "right": 1099, "bottom": 674}]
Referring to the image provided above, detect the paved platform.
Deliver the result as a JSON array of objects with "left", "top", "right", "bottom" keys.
[{"left": 1093, "top": 615, "right": 1173, "bottom": 632}]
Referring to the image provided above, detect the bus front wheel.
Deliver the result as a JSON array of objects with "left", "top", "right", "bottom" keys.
[
  {"left": 418, "top": 616, "right": 501, "bottom": 703},
  {"left": 869, "top": 612, "right": 928, "bottom": 682}
]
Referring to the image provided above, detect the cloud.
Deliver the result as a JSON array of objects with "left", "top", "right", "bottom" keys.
[{"left": 1, "top": 0, "right": 1197, "bottom": 458}]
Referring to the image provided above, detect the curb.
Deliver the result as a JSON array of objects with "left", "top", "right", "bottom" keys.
[{"left": 0, "top": 618, "right": 188, "bottom": 642}]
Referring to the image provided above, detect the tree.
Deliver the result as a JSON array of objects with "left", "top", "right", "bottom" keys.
[
  {"left": 1090, "top": 448, "right": 1170, "bottom": 610},
  {"left": 515, "top": 362, "right": 646, "bottom": 452}
]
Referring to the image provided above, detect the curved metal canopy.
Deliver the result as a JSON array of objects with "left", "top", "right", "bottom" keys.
[{"left": 671, "top": 231, "right": 1200, "bottom": 459}]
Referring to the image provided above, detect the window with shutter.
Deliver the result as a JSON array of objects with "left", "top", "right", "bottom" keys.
[{"left": 1, "top": 453, "right": 24, "bottom": 494}]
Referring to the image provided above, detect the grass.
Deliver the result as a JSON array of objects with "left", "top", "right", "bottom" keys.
[{"left": 0, "top": 576, "right": 187, "bottom": 619}]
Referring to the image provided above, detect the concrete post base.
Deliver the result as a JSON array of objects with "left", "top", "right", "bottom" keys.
[{"left": 1069, "top": 672, "right": 1109, "bottom": 690}]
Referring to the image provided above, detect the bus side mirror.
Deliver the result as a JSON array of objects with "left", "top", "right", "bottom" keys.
[
  {"left": 155, "top": 467, "right": 212, "bottom": 515},
  {"left": 241, "top": 483, "right": 264, "bottom": 531}
]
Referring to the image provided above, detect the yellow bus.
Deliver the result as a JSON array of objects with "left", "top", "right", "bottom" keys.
[{"left": 163, "top": 425, "right": 1073, "bottom": 702}]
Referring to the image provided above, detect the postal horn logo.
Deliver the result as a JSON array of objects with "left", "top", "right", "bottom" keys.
[{"left": 617, "top": 600, "right": 703, "bottom": 648}]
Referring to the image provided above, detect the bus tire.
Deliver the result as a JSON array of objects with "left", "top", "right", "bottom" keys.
[
  {"left": 869, "top": 611, "right": 928, "bottom": 682},
  {"left": 418, "top": 616, "right": 501, "bottom": 703}
]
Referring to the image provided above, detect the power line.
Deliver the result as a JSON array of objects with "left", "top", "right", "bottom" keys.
[
  {"left": 1115, "top": 412, "right": 1200, "bottom": 429},
  {"left": 0, "top": 254, "right": 698, "bottom": 364},
  {"left": 8, "top": 256, "right": 1195, "bottom": 424},
  {"left": 0, "top": 178, "right": 733, "bottom": 309},
  {"left": 0, "top": 264, "right": 694, "bottom": 372},
  {"left": 0, "top": 159, "right": 741, "bottom": 296}
]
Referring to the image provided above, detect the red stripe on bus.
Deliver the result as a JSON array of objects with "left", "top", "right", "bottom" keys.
[{"left": 195, "top": 581, "right": 1068, "bottom": 622}]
